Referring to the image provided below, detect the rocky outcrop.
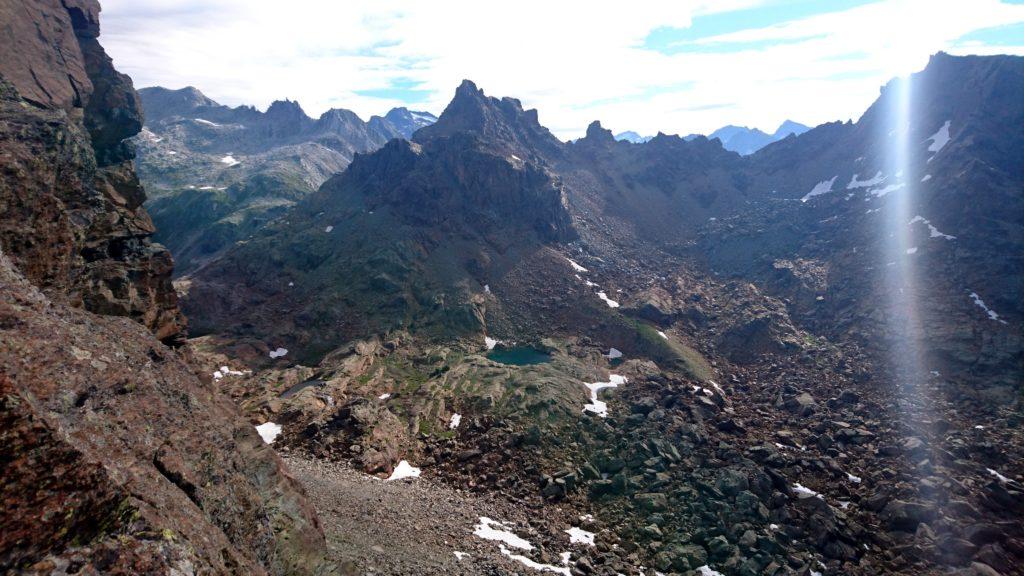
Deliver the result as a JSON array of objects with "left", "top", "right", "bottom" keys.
[
  {"left": 0, "top": 252, "right": 328, "bottom": 574},
  {"left": 0, "top": 0, "right": 184, "bottom": 344},
  {"left": 0, "top": 1, "right": 329, "bottom": 573}
]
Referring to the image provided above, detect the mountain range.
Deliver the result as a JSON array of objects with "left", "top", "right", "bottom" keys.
[
  {"left": 616, "top": 120, "right": 811, "bottom": 154},
  {"left": 133, "top": 86, "right": 436, "bottom": 272},
  {"left": 1, "top": 1, "right": 1021, "bottom": 574},
  {"left": 179, "top": 54, "right": 1022, "bottom": 574}
]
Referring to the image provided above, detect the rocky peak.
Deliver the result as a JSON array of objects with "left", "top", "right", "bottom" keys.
[
  {"left": 584, "top": 120, "right": 616, "bottom": 145},
  {"left": 316, "top": 107, "right": 365, "bottom": 132},
  {"left": 262, "top": 99, "right": 312, "bottom": 138},
  {"left": 772, "top": 119, "right": 810, "bottom": 139},
  {"left": 414, "top": 79, "right": 563, "bottom": 161},
  {"left": 265, "top": 98, "right": 309, "bottom": 123},
  {"left": 137, "top": 86, "right": 220, "bottom": 120},
  {"left": 381, "top": 106, "right": 438, "bottom": 138}
]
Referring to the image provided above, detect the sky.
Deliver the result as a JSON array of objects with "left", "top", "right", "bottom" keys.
[{"left": 99, "top": 0, "right": 1024, "bottom": 139}]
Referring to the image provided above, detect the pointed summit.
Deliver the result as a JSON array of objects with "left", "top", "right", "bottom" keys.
[
  {"left": 585, "top": 121, "right": 614, "bottom": 142},
  {"left": 772, "top": 120, "right": 810, "bottom": 139},
  {"left": 414, "top": 80, "right": 563, "bottom": 161},
  {"left": 577, "top": 121, "right": 616, "bottom": 148},
  {"left": 263, "top": 99, "right": 311, "bottom": 138}
]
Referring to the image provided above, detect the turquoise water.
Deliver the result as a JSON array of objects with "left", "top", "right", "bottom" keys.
[{"left": 486, "top": 347, "right": 552, "bottom": 366}]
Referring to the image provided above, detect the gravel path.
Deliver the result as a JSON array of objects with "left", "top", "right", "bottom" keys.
[{"left": 284, "top": 455, "right": 587, "bottom": 576}]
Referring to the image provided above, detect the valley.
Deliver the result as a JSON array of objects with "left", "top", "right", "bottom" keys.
[{"left": 0, "top": 2, "right": 1021, "bottom": 576}]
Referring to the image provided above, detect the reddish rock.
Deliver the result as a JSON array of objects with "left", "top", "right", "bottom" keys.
[
  {"left": 0, "top": 0, "right": 330, "bottom": 573},
  {"left": 0, "top": 0, "right": 184, "bottom": 344},
  {"left": 0, "top": 254, "right": 329, "bottom": 573}
]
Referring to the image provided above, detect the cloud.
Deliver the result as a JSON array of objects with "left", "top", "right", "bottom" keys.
[{"left": 99, "top": 0, "right": 1024, "bottom": 138}]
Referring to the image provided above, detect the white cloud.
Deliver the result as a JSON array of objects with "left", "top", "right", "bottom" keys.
[{"left": 100, "top": 0, "right": 1024, "bottom": 138}]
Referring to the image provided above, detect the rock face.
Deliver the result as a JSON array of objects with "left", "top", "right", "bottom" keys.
[
  {"left": 0, "top": 1, "right": 184, "bottom": 344},
  {"left": 133, "top": 86, "right": 436, "bottom": 273},
  {"left": 0, "top": 1, "right": 328, "bottom": 573},
  {"left": 706, "top": 52, "right": 1024, "bottom": 388},
  {"left": 0, "top": 254, "right": 327, "bottom": 574}
]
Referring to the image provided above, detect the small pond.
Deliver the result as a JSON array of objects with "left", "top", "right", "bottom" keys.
[{"left": 486, "top": 346, "right": 552, "bottom": 366}]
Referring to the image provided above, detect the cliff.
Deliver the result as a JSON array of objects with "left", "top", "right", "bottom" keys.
[{"left": 0, "top": 1, "right": 329, "bottom": 573}]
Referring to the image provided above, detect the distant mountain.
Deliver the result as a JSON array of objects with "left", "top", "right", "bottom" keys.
[
  {"left": 704, "top": 120, "right": 811, "bottom": 155},
  {"left": 614, "top": 130, "right": 652, "bottom": 143},
  {"left": 370, "top": 107, "right": 439, "bottom": 139},
  {"left": 133, "top": 86, "right": 436, "bottom": 272}
]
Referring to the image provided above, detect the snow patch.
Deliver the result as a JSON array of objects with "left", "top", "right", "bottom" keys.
[
  {"left": 801, "top": 175, "right": 838, "bottom": 202},
  {"left": 255, "top": 422, "right": 282, "bottom": 444},
  {"left": 657, "top": 331, "right": 668, "bottom": 340},
  {"left": 213, "top": 365, "right": 245, "bottom": 380},
  {"left": 847, "top": 172, "right": 885, "bottom": 189},
  {"left": 473, "top": 517, "right": 533, "bottom": 550},
  {"left": 605, "top": 348, "right": 623, "bottom": 360},
  {"left": 220, "top": 154, "right": 240, "bottom": 167},
  {"left": 566, "top": 527, "right": 595, "bottom": 546},
  {"left": 453, "top": 551, "right": 469, "bottom": 560},
  {"left": 324, "top": 225, "right": 333, "bottom": 233},
  {"left": 987, "top": 468, "right": 1011, "bottom": 484},
  {"left": 194, "top": 118, "right": 221, "bottom": 127},
  {"left": 696, "top": 566, "right": 725, "bottom": 576},
  {"left": 597, "top": 291, "right": 620, "bottom": 308},
  {"left": 969, "top": 292, "right": 1007, "bottom": 324},
  {"left": 485, "top": 336, "right": 500, "bottom": 350},
  {"left": 792, "top": 483, "right": 824, "bottom": 499},
  {"left": 499, "top": 545, "right": 571, "bottom": 575},
  {"left": 906, "top": 247, "right": 918, "bottom": 255},
  {"left": 867, "top": 182, "right": 905, "bottom": 198},
  {"left": 583, "top": 374, "right": 627, "bottom": 418},
  {"left": 566, "top": 258, "right": 588, "bottom": 273},
  {"left": 921, "top": 174, "right": 932, "bottom": 182},
  {"left": 846, "top": 472, "right": 862, "bottom": 484},
  {"left": 378, "top": 393, "right": 391, "bottom": 400},
  {"left": 909, "top": 215, "right": 955, "bottom": 240},
  {"left": 268, "top": 347, "right": 288, "bottom": 359},
  {"left": 926, "top": 120, "right": 951, "bottom": 157},
  {"left": 387, "top": 460, "right": 421, "bottom": 481},
  {"left": 449, "top": 413, "right": 462, "bottom": 429}
]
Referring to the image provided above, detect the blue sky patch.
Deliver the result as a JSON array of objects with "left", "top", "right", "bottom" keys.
[
  {"left": 355, "top": 77, "right": 433, "bottom": 103},
  {"left": 641, "top": 0, "right": 874, "bottom": 54},
  {"left": 955, "top": 21, "right": 1024, "bottom": 46}
]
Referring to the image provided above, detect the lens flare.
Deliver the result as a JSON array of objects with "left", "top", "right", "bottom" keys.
[{"left": 882, "top": 75, "right": 925, "bottom": 392}]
